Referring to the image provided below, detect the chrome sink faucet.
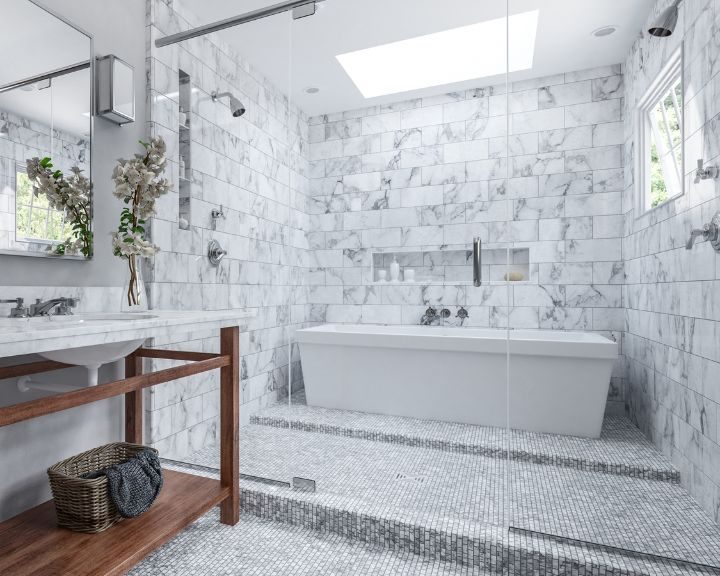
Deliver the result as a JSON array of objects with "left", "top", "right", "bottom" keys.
[
  {"left": 0, "top": 298, "right": 29, "bottom": 318},
  {"left": 28, "top": 297, "right": 80, "bottom": 317}
]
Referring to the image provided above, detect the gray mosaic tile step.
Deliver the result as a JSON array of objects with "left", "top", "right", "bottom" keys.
[
  {"left": 180, "top": 425, "right": 720, "bottom": 573},
  {"left": 129, "top": 510, "right": 493, "bottom": 576},
  {"left": 251, "top": 398, "right": 679, "bottom": 483}
]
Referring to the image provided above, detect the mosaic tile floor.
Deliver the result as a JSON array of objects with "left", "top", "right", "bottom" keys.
[
  {"left": 181, "top": 424, "right": 720, "bottom": 570},
  {"left": 253, "top": 394, "right": 678, "bottom": 482},
  {"left": 129, "top": 511, "right": 491, "bottom": 576},
  {"left": 131, "top": 399, "right": 720, "bottom": 576}
]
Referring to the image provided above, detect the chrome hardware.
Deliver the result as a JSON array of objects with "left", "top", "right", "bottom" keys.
[
  {"left": 29, "top": 297, "right": 79, "bottom": 317},
  {"left": 439, "top": 308, "right": 451, "bottom": 319},
  {"left": 473, "top": 237, "right": 482, "bottom": 287},
  {"left": 456, "top": 307, "right": 469, "bottom": 320},
  {"left": 208, "top": 239, "right": 228, "bottom": 266},
  {"left": 695, "top": 159, "right": 718, "bottom": 184},
  {"left": 211, "top": 205, "right": 226, "bottom": 230},
  {"left": 686, "top": 212, "right": 720, "bottom": 252},
  {"left": 1, "top": 297, "right": 29, "bottom": 318},
  {"left": 420, "top": 307, "right": 437, "bottom": 326}
]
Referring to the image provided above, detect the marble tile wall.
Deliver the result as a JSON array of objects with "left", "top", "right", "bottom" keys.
[
  {"left": 623, "top": 0, "right": 720, "bottom": 522},
  {"left": 306, "top": 66, "right": 626, "bottom": 411},
  {"left": 145, "top": 0, "right": 310, "bottom": 459}
]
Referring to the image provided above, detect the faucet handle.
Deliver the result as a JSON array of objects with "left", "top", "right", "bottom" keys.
[
  {"left": 1, "top": 297, "right": 29, "bottom": 318},
  {"left": 456, "top": 307, "right": 469, "bottom": 319},
  {"left": 425, "top": 307, "right": 437, "bottom": 316}
]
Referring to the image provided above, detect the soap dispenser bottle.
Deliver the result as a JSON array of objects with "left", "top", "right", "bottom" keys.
[{"left": 390, "top": 256, "right": 400, "bottom": 282}]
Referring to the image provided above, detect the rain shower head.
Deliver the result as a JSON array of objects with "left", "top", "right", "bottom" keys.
[
  {"left": 211, "top": 90, "right": 246, "bottom": 117},
  {"left": 648, "top": 0, "right": 681, "bottom": 37}
]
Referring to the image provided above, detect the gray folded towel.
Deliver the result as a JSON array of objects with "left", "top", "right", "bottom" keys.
[{"left": 82, "top": 449, "right": 163, "bottom": 518}]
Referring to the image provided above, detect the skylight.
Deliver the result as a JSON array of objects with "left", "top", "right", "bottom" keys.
[{"left": 336, "top": 10, "right": 539, "bottom": 99}]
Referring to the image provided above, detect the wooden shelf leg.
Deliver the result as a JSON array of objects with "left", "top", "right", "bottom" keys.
[
  {"left": 219, "top": 326, "right": 240, "bottom": 525},
  {"left": 125, "top": 354, "right": 143, "bottom": 444}
]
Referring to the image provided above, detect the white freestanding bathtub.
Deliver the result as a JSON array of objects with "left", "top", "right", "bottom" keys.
[{"left": 296, "top": 324, "right": 617, "bottom": 438}]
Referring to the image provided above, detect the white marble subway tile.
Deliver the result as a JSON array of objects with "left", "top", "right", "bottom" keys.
[
  {"left": 381, "top": 207, "right": 421, "bottom": 228},
  {"left": 539, "top": 126, "right": 593, "bottom": 152},
  {"left": 343, "top": 210, "right": 382, "bottom": 230},
  {"left": 512, "top": 72, "right": 565, "bottom": 91},
  {"left": 361, "top": 305, "right": 401, "bottom": 324},
  {"left": 444, "top": 222, "right": 488, "bottom": 245},
  {"left": 420, "top": 204, "right": 466, "bottom": 226},
  {"left": 466, "top": 201, "right": 509, "bottom": 223},
  {"left": 361, "top": 227, "right": 401, "bottom": 248},
  {"left": 565, "top": 99, "right": 623, "bottom": 127},
  {"left": 592, "top": 308, "right": 626, "bottom": 331},
  {"left": 310, "top": 139, "right": 343, "bottom": 161},
  {"left": 381, "top": 285, "right": 424, "bottom": 305},
  {"left": 443, "top": 98, "right": 489, "bottom": 123},
  {"left": 362, "top": 150, "right": 402, "bottom": 172},
  {"left": 488, "top": 133, "right": 539, "bottom": 158},
  {"left": 466, "top": 115, "right": 508, "bottom": 140},
  {"left": 325, "top": 304, "right": 362, "bottom": 323},
  {"left": 466, "top": 158, "right": 507, "bottom": 181},
  {"left": 511, "top": 152, "right": 565, "bottom": 177},
  {"left": 592, "top": 122, "right": 624, "bottom": 146},
  {"left": 421, "top": 122, "right": 466, "bottom": 146},
  {"left": 444, "top": 181, "right": 489, "bottom": 204},
  {"left": 539, "top": 307, "right": 592, "bottom": 330},
  {"left": 362, "top": 112, "right": 402, "bottom": 135},
  {"left": 382, "top": 128, "right": 423, "bottom": 151},
  {"left": 565, "top": 192, "right": 622, "bottom": 217},
  {"left": 326, "top": 156, "right": 362, "bottom": 177},
  {"left": 401, "top": 106, "right": 443, "bottom": 129},
  {"left": 592, "top": 168, "right": 625, "bottom": 192},
  {"left": 401, "top": 225, "right": 444, "bottom": 246},
  {"left": 538, "top": 262, "right": 593, "bottom": 284},
  {"left": 399, "top": 146, "right": 445, "bottom": 169},
  {"left": 511, "top": 108, "right": 565, "bottom": 134},
  {"left": 513, "top": 196, "right": 565, "bottom": 220},
  {"left": 488, "top": 220, "right": 538, "bottom": 242},
  {"left": 343, "top": 286, "right": 380, "bottom": 305},
  {"left": 593, "top": 261, "right": 625, "bottom": 284},
  {"left": 421, "top": 163, "right": 466, "bottom": 186},
  {"left": 594, "top": 215, "right": 624, "bottom": 238},
  {"left": 489, "top": 89, "right": 539, "bottom": 116},
  {"left": 565, "top": 145, "right": 623, "bottom": 172},
  {"left": 538, "top": 216, "right": 592, "bottom": 240},
  {"left": 591, "top": 75, "right": 624, "bottom": 101},
  {"left": 488, "top": 177, "right": 539, "bottom": 200},
  {"left": 444, "top": 140, "right": 489, "bottom": 163},
  {"left": 381, "top": 99, "right": 422, "bottom": 113},
  {"left": 343, "top": 134, "right": 382, "bottom": 156},
  {"left": 399, "top": 185, "right": 444, "bottom": 207},
  {"left": 566, "top": 284, "right": 622, "bottom": 308},
  {"left": 565, "top": 65, "right": 621, "bottom": 83},
  {"left": 566, "top": 238, "right": 622, "bottom": 262},
  {"left": 539, "top": 81, "right": 592, "bottom": 109}
]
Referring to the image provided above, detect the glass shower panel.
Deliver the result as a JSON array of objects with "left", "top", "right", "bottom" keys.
[
  {"left": 505, "top": 0, "right": 720, "bottom": 574},
  {"left": 147, "top": 1, "right": 295, "bottom": 479},
  {"left": 284, "top": 1, "right": 513, "bottom": 572}
]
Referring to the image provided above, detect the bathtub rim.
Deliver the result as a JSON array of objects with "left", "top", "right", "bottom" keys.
[{"left": 296, "top": 324, "right": 618, "bottom": 360}]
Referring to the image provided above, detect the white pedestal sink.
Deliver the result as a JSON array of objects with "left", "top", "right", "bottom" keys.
[{"left": 3, "top": 313, "right": 157, "bottom": 387}]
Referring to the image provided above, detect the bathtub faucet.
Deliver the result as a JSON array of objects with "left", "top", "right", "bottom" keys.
[{"left": 420, "top": 307, "right": 437, "bottom": 325}]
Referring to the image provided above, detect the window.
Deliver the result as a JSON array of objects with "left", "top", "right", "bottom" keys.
[
  {"left": 15, "top": 168, "right": 67, "bottom": 244},
  {"left": 638, "top": 48, "right": 684, "bottom": 213}
]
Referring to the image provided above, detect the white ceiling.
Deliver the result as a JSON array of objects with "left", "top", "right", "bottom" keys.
[{"left": 178, "top": 0, "right": 654, "bottom": 117}]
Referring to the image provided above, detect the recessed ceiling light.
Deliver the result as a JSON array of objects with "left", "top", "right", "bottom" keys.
[
  {"left": 304, "top": 86, "right": 320, "bottom": 95},
  {"left": 593, "top": 25, "right": 618, "bottom": 37},
  {"left": 336, "top": 10, "right": 539, "bottom": 99}
]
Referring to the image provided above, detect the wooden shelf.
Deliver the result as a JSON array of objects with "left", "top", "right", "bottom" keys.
[{"left": 0, "top": 470, "right": 228, "bottom": 576}]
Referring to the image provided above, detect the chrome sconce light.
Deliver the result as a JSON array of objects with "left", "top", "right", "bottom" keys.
[{"left": 96, "top": 55, "right": 135, "bottom": 125}]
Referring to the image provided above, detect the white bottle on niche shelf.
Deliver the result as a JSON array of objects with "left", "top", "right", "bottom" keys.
[{"left": 390, "top": 256, "right": 400, "bottom": 282}]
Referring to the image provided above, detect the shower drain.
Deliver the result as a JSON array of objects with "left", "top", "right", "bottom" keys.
[{"left": 395, "top": 473, "right": 426, "bottom": 483}]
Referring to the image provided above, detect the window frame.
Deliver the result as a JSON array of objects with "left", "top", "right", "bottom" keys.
[
  {"left": 14, "top": 164, "right": 67, "bottom": 246},
  {"left": 636, "top": 46, "right": 685, "bottom": 217}
]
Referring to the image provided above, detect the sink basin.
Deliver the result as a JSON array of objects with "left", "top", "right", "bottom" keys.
[{"left": 0, "top": 313, "right": 158, "bottom": 386}]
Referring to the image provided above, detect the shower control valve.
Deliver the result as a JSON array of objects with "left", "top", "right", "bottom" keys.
[
  {"left": 695, "top": 159, "right": 718, "bottom": 184},
  {"left": 456, "top": 307, "right": 469, "bottom": 320}
]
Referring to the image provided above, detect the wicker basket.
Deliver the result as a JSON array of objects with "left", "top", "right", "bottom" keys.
[{"left": 47, "top": 442, "right": 158, "bottom": 533}]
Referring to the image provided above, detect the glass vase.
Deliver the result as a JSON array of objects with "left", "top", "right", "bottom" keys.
[{"left": 121, "top": 254, "right": 148, "bottom": 313}]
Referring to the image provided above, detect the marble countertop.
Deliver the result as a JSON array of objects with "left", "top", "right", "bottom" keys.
[{"left": 0, "top": 310, "right": 255, "bottom": 359}]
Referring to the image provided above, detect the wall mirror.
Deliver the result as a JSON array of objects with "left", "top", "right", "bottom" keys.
[{"left": 0, "top": 0, "right": 93, "bottom": 259}]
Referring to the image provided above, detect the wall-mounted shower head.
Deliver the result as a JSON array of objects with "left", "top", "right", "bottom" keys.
[
  {"left": 648, "top": 0, "right": 681, "bottom": 37},
  {"left": 211, "top": 90, "right": 246, "bottom": 117}
]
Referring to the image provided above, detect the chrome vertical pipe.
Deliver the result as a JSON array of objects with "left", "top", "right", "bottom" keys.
[{"left": 473, "top": 237, "right": 482, "bottom": 287}]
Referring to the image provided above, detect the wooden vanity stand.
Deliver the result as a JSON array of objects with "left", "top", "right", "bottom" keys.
[{"left": 0, "top": 325, "right": 240, "bottom": 576}]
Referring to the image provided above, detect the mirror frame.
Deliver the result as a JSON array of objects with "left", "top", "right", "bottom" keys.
[{"left": 0, "top": 0, "right": 94, "bottom": 260}]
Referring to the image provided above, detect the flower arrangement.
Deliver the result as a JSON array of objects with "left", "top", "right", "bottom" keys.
[
  {"left": 25, "top": 157, "right": 93, "bottom": 257},
  {"left": 112, "top": 137, "right": 171, "bottom": 309}
]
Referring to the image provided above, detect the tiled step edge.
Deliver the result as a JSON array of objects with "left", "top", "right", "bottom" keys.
[
  {"left": 240, "top": 485, "right": 668, "bottom": 576},
  {"left": 251, "top": 415, "right": 681, "bottom": 484}
]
